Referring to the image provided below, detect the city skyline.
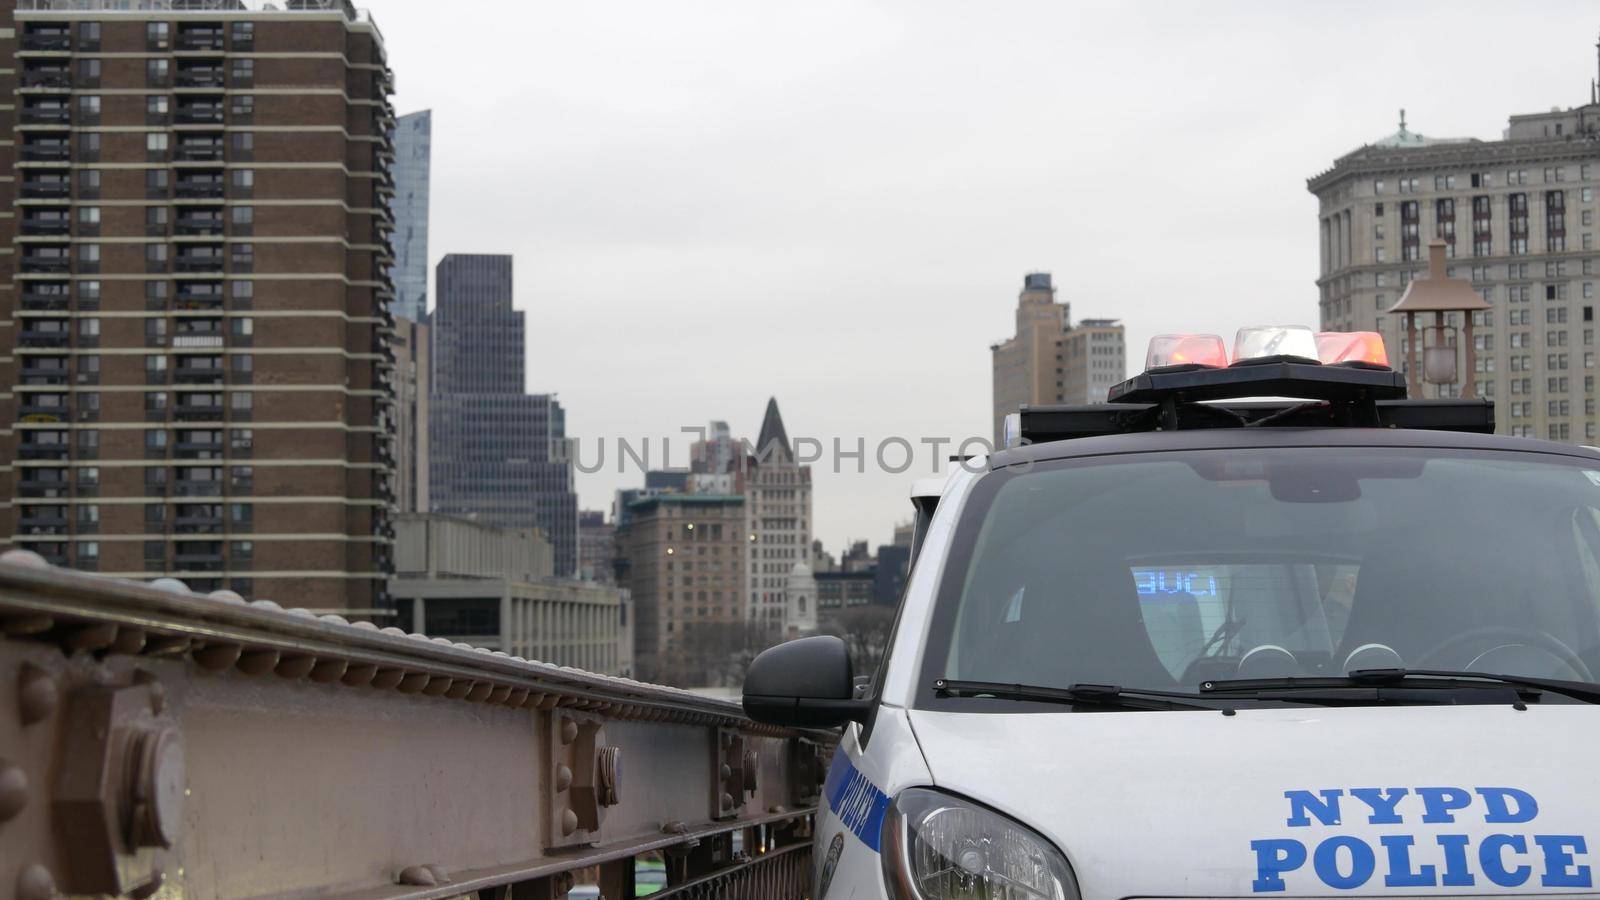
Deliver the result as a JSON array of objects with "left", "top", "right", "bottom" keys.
[{"left": 372, "top": 0, "right": 1595, "bottom": 552}]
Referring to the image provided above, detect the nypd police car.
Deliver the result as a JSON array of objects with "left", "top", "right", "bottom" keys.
[{"left": 744, "top": 326, "right": 1600, "bottom": 898}]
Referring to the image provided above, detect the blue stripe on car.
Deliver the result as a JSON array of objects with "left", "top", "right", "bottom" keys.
[{"left": 824, "top": 747, "right": 891, "bottom": 852}]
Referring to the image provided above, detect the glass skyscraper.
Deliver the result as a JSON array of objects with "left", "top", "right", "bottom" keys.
[
  {"left": 390, "top": 110, "right": 431, "bottom": 322},
  {"left": 428, "top": 255, "right": 578, "bottom": 576}
]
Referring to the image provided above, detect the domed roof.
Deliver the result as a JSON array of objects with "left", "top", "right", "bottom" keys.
[
  {"left": 1371, "top": 109, "right": 1474, "bottom": 149},
  {"left": 788, "top": 562, "right": 813, "bottom": 577}
]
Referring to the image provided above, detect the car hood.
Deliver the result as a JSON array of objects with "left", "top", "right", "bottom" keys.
[{"left": 907, "top": 704, "right": 1600, "bottom": 897}]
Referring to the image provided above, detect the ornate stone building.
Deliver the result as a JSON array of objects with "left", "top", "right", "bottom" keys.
[{"left": 1309, "top": 83, "right": 1600, "bottom": 441}]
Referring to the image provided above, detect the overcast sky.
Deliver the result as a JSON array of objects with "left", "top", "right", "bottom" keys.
[{"left": 380, "top": 0, "right": 1600, "bottom": 554}]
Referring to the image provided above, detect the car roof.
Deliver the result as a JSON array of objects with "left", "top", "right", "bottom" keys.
[{"left": 988, "top": 426, "right": 1600, "bottom": 469}]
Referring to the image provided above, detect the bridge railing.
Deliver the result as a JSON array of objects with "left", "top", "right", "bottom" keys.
[{"left": 0, "top": 556, "right": 830, "bottom": 899}]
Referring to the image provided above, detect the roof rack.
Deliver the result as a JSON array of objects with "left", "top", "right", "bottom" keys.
[
  {"left": 1015, "top": 398, "right": 1495, "bottom": 445},
  {"left": 1107, "top": 358, "right": 1406, "bottom": 405},
  {"left": 1006, "top": 361, "right": 1493, "bottom": 446}
]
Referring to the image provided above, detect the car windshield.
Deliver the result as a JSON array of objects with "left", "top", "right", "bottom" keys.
[{"left": 922, "top": 446, "right": 1600, "bottom": 703}]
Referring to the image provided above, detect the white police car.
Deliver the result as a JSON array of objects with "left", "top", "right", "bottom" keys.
[{"left": 745, "top": 326, "right": 1600, "bottom": 898}]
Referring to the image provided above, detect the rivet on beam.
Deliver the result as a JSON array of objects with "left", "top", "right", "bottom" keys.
[
  {"left": 194, "top": 643, "right": 242, "bottom": 671},
  {"left": 310, "top": 659, "right": 349, "bottom": 684},
  {"left": 18, "top": 664, "right": 58, "bottom": 726},
  {"left": 236, "top": 650, "right": 280, "bottom": 676},
  {"left": 0, "top": 763, "right": 29, "bottom": 821},
  {"left": 15, "top": 863, "right": 55, "bottom": 900},
  {"left": 110, "top": 627, "right": 147, "bottom": 655},
  {"left": 275, "top": 655, "right": 316, "bottom": 680}
]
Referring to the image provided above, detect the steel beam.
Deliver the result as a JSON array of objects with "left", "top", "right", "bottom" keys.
[{"left": 0, "top": 559, "right": 831, "bottom": 899}]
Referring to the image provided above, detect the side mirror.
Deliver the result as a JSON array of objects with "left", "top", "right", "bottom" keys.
[{"left": 742, "top": 635, "right": 872, "bottom": 729}]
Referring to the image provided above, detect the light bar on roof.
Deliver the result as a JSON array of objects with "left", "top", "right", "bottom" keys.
[
  {"left": 1232, "top": 325, "right": 1319, "bottom": 363},
  {"left": 1145, "top": 334, "right": 1228, "bottom": 370},
  {"left": 1316, "top": 331, "right": 1390, "bottom": 367}
]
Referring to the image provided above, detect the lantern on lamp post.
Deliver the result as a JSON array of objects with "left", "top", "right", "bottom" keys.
[{"left": 1385, "top": 239, "right": 1492, "bottom": 398}]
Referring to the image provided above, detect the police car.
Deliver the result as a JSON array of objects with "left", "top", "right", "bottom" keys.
[{"left": 744, "top": 326, "right": 1600, "bottom": 898}]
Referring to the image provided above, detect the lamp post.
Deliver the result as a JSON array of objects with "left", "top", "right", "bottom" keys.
[{"left": 1385, "top": 239, "right": 1492, "bottom": 398}]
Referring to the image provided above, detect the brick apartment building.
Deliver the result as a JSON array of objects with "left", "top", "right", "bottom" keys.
[{"left": 5, "top": 0, "right": 397, "bottom": 615}]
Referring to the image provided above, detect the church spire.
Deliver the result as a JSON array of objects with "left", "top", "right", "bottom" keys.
[{"left": 756, "top": 397, "right": 791, "bottom": 462}]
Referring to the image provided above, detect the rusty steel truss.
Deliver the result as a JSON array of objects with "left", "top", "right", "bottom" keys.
[{"left": 0, "top": 555, "right": 831, "bottom": 899}]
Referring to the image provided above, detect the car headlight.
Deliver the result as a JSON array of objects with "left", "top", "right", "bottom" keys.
[{"left": 880, "top": 787, "right": 1081, "bottom": 900}]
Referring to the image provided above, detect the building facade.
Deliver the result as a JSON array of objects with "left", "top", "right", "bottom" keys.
[
  {"left": 389, "top": 109, "right": 429, "bottom": 323},
  {"left": 391, "top": 513, "right": 632, "bottom": 677},
  {"left": 577, "top": 508, "right": 613, "bottom": 584},
  {"left": 784, "top": 561, "right": 816, "bottom": 638},
  {"left": 690, "top": 419, "right": 737, "bottom": 474},
  {"left": 816, "top": 569, "right": 875, "bottom": 610},
  {"left": 744, "top": 398, "right": 813, "bottom": 634},
  {"left": 989, "top": 273, "right": 1126, "bottom": 442},
  {"left": 1309, "top": 94, "right": 1600, "bottom": 440},
  {"left": 1060, "top": 318, "right": 1126, "bottom": 404},
  {"left": 614, "top": 493, "right": 745, "bottom": 682},
  {"left": 427, "top": 254, "right": 577, "bottom": 574},
  {"left": 7, "top": 1, "right": 396, "bottom": 615},
  {"left": 392, "top": 316, "right": 427, "bottom": 513}
]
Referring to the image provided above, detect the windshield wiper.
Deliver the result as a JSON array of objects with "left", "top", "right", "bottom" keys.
[
  {"left": 1199, "top": 668, "right": 1600, "bottom": 705},
  {"left": 933, "top": 678, "right": 1219, "bottom": 712}
]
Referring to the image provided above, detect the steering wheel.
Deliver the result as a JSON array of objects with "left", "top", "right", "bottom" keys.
[{"left": 1416, "top": 626, "right": 1594, "bottom": 681}]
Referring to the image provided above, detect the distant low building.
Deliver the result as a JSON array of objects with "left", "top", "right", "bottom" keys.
[
  {"left": 839, "top": 540, "right": 874, "bottom": 574},
  {"left": 811, "top": 540, "right": 837, "bottom": 574},
  {"left": 874, "top": 543, "right": 910, "bottom": 605},
  {"left": 391, "top": 514, "right": 632, "bottom": 677},
  {"left": 892, "top": 522, "right": 914, "bottom": 548},
  {"left": 645, "top": 470, "right": 690, "bottom": 492},
  {"left": 816, "top": 570, "right": 875, "bottom": 610}
]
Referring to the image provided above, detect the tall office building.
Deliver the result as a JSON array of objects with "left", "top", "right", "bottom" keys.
[
  {"left": 386, "top": 111, "right": 429, "bottom": 513},
  {"left": 390, "top": 109, "right": 429, "bottom": 323},
  {"left": 744, "top": 398, "right": 813, "bottom": 634},
  {"left": 989, "top": 273, "right": 1126, "bottom": 442},
  {"left": 428, "top": 254, "right": 577, "bottom": 575},
  {"left": 1309, "top": 65, "right": 1600, "bottom": 440},
  {"left": 7, "top": 1, "right": 396, "bottom": 615}
]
